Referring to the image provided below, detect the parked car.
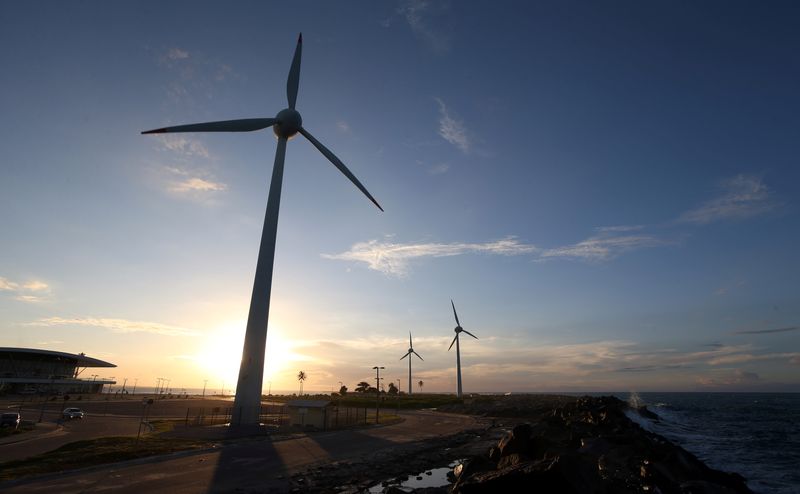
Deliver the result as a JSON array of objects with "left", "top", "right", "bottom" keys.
[
  {"left": 62, "top": 407, "right": 85, "bottom": 419},
  {"left": 1, "top": 412, "right": 21, "bottom": 429}
]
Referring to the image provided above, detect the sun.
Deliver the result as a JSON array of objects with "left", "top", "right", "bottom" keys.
[{"left": 195, "top": 320, "right": 301, "bottom": 393}]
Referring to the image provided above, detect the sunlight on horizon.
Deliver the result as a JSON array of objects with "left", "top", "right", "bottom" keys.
[{"left": 194, "top": 320, "right": 310, "bottom": 393}]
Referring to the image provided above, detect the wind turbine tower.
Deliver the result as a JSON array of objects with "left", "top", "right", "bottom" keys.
[
  {"left": 400, "top": 331, "right": 423, "bottom": 395},
  {"left": 448, "top": 300, "right": 478, "bottom": 398},
  {"left": 142, "top": 34, "right": 382, "bottom": 426}
]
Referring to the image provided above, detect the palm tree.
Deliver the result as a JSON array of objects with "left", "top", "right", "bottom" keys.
[
  {"left": 355, "top": 381, "right": 370, "bottom": 393},
  {"left": 297, "top": 370, "right": 306, "bottom": 396},
  {"left": 418, "top": 380, "right": 424, "bottom": 392}
]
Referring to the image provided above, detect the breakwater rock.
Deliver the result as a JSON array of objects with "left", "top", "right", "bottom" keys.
[{"left": 450, "top": 396, "right": 752, "bottom": 494}]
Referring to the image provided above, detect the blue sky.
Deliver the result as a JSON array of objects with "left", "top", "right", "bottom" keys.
[{"left": 1, "top": 1, "right": 798, "bottom": 394}]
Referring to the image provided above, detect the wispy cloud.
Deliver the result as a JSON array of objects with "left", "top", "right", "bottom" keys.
[
  {"left": 325, "top": 227, "right": 665, "bottom": 276},
  {"left": 428, "top": 162, "right": 450, "bottom": 175},
  {"left": 166, "top": 47, "right": 189, "bottom": 60},
  {"left": 733, "top": 326, "right": 799, "bottom": 335},
  {"left": 539, "top": 232, "right": 664, "bottom": 262},
  {"left": 678, "top": 175, "right": 774, "bottom": 225},
  {"left": 336, "top": 120, "right": 351, "bottom": 133},
  {"left": 435, "top": 98, "right": 470, "bottom": 153},
  {"left": 149, "top": 136, "right": 227, "bottom": 199},
  {"left": 323, "top": 237, "right": 538, "bottom": 277},
  {"left": 395, "top": 0, "right": 452, "bottom": 54},
  {"left": 32, "top": 317, "right": 197, "bottom": 336},
  {"left": 0, "top": 276, "right": 50, "bottom": 303},
  {"left": 156, "top": 135, "right": 210, "bottom": 159},
  {"left": 169, "top": 177, "right": 227, "bottom": 193}
]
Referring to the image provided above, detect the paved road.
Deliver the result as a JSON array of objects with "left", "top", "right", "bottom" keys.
[
  {"left": 0, "top": 410, "right": 478, "bottom": 493},
  {"left": 0, "top": 409, "right": 141, "bottom": 462}
]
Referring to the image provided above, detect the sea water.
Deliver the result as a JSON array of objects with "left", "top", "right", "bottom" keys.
[{"left": 621, "top": 392, "right": 800, "bottom": 494}]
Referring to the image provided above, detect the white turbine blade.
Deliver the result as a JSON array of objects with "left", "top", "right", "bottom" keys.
[
  {"left": 400, "top": 351, "right": 410, "bottom": 361},
  {"left": 451, "top": 300, "right": 461, "bottom": 327},
  {"left": 287, "top": 33, "right": 302, "bottom": 110},
  {"left": 142, "top": 118, "right": 276, "bottom": 134},
  {"left": 409, "top": 331, "right": 413, "bottom": 349},
  {"left": 299, "top": 127, "right": 383, "bottom": 211},
  {"left": 462, "top": 329, "right": 479, "bottom": 340},
  {"left": 448, "top": 334, "right": 458, "bottom": 351},
  {"left": 413, "top": 350, "right": 424, "bottom": 361}
]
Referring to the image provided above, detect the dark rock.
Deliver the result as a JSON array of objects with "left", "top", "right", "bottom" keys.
[{"left": 496, "top": 423, "right": 531, "bottom": 457}]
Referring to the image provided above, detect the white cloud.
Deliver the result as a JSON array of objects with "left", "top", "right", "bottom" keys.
[
  {"left": 156, "top": 135, "right": 210, "bottom": 159},
  {"left": 169, "top": 177, "right": 227, "bottom": 193},
  {"left": 324, "top": 237, "right": 538, "bottom": 277},
  {"left": 428, "top": 163, "right": 450, "bottom": 175},
  {"left": 32, "top": 317, "right": 198, "bottom": 336},
  {"left": 0, "top": 277, "right": 19, "bottom": 291},
  {"left": 0, "top": 276, "right": 50, "bottom": 302},
  {"left": 435, "top": 98, "right": 470, "bottom": 153},
  {"left": 539, "top": 233, "right": 664, "bottom": 262},
  {"left": 167, "top": 47, "right": 189, "bottom": 60},
  {"left": 679, "top": 175, "right": 774, "bottom": 224},
  {"left": 325, "top": 228, "right": 666, "bottom": 276},
  {"left": 336, "top": 121, "right": 351, "bottom": 133},
  {"left": 397, "top": 0, "right": 452, "bottom": 54}
]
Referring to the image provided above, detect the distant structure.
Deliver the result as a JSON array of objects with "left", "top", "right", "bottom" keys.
[
  {"left": 0, "top": 347, "right": 116, "bottom": 395},
  {"left": 399, "top": 331, "right": 423, "bottom": 395},
  {"left": 448, "top": 300, "right": 479, "bottom": 398}
]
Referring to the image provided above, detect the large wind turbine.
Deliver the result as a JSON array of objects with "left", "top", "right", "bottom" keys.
[
  {"left": 448, "top": 300, "right": 478, "bottom": 398},
  {"left": 142, "top": 34, "right": 382, "bottom": 427},
  {"left": 399, "top": 331, "right": 423, "bottom": 395}
]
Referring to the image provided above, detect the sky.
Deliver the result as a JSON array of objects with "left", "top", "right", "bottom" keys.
[{"left": 1, "top": 1, "right": 799, "bottom": 394}]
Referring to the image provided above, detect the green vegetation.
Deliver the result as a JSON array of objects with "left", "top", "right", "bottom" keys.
[
  {"left": 266, "top": 392, "right": 463, "bottom": 410},
  {"left": 0, "top": 436, "right": 214, "bottom": 481}
]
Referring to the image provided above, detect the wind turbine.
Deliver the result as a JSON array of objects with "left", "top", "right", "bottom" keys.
[
  {"left": 448, "top": 300, "right": 478, "bottom": 398},
  {"left": 142, "top": 34, "right": 382, "bottom": 427},
  {"left": 399, "top": 331, "right": 423, "bottom": 395}
]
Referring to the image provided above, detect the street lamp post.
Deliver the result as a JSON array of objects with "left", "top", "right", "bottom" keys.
[
  {"left": 372, "top": 366, "right": 384, "bottom": 424},
  {"left": 202, "top": 379, "right": 208, "bottom": 398},
  {"left": 132, "top": 378, "right": 138, "bottom": 396}
]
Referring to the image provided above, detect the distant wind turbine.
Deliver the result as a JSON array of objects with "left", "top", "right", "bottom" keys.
[
  {"left": 399, "top": 331, "right": 423, "bottom": 395},
  {"left": 448, "top": 300, "right": 478, "bottom": 398},
  {"left": 142, "top": 34, "right": 382, "bottom": 427}
]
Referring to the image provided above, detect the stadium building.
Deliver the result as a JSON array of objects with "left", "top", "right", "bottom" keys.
[{"left": 0, "top": 347, "right": 116, "bottom": 395}]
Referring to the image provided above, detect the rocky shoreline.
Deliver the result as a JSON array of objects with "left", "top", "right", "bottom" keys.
[{"left": 289, "top": 395, "right": 753, "bottom": 493}]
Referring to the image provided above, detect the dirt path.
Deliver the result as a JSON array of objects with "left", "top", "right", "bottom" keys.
[{"left": 0, "top": 410, "right": 479, "bottom": 493}]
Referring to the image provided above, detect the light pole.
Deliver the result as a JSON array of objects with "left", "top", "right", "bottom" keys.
[
  {"left": 372, "top": 366, "right": 384, "bottom": 424},
  {"left": 268, "top": 381, "right": 271, "bottom": 396},
  {"left": 397, "top": 379, "right": 401, "bottom": 394},
  {"left": 202, "top": 379, "right": 208, "bottom": 398},
  {"left": 122, "top": 377, "right": 128, "bottom": 398},
  {"left": 132, "top": 378, "right": 138, "bottom": 396}
]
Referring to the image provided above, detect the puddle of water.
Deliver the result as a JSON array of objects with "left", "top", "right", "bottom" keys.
[{"left": 368, "top": 459, "right": 464, "bottom": 493}]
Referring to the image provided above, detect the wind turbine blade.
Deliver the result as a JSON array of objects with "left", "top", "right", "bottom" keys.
[
  {"left": 413, "top": 350, "right": 424, "bottom": 361},
  {"left": 409, "top": 331, "right": 413, "bottom": 349},
  {"left": 462, "top": 329, "right": 479, "bottom": 340},
  {"left": 451, "top": 300, "right": 461, "bottom": 327},
  {"left": 287, "top": 33, "right": 302, "bottom": 110},
  {"left": 142, "top": 118, "right": 276, "bottom": 134},
  {"left": 299, "top": 127, "right": 383, "bottom": 211},
  {"left": 400, "top": 352, "right": 410, "bottom": 361},
  {"left": 448, "top": 334, "right": 458, "bottom": 351}
]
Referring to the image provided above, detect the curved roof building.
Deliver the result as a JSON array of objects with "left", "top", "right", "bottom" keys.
[{"left": 0, "top": 347, "right": 116, "bottom": 394}]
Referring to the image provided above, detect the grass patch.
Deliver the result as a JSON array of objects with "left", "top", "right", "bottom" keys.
[{"left": 0, "top": 435, "right": 214, "bottom": 482}]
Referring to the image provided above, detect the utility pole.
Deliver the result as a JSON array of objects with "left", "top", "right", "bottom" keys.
[
  {"left": 397, "top": 378, "right": 401, "bottom": 394},
  {"left": 122, "top": 378, "right": 128, "bottom": 398},
  {"left": 372, "top": 366, "right": 384, "bottom": 424},
  {"left": 268, "top": 381, "right": 271, "bottom": 396},
  {"left": 132, "top": 378, "right": 138, "bottom": 396},
  {"left": 202, "top": 379, "right": 208, "bottom": 398}
]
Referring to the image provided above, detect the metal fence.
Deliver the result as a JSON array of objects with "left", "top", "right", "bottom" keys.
[{"left": 180, "top": 404, "right": 370, "bottom": 430}]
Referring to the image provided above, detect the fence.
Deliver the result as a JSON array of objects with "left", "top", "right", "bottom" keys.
[{"left": 180, "top": 404, "right": 370, "bottom": 430}]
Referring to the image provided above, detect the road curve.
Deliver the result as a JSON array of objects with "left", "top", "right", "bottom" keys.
[{"left": 0, "top": 410, "right": 478, "bottom": 493}]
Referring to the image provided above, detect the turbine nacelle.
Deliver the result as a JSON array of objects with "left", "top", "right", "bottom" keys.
[
  {"left": 273, "top": 108, "right": 302, "bottom": 139},
  {"left": 454, "top": 326, "right": 463, "bottom": 333}
]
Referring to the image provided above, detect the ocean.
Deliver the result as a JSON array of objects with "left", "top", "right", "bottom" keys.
[{"left": 620, "top": 392, "right": 800, "bottom": 494}]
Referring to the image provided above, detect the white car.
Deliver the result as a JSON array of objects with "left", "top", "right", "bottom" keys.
[{"left": 62, "top": 407, "right": 85, "bottom": 419}]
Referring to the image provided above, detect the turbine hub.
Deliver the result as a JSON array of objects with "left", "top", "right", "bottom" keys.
[
  {"left": 273, "top": 108, "right": 302, "bottom": 139},
  {"left": 455, "top": 326, "right": 462, "bottom": 333}
]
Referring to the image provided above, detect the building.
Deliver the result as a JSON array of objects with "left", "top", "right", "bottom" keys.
[
  {"left": 0, "top": 347, "right": 116, "bottom": 395},
  {"left": 285, "top": 399, "right": 335, "bottom": 430}
]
